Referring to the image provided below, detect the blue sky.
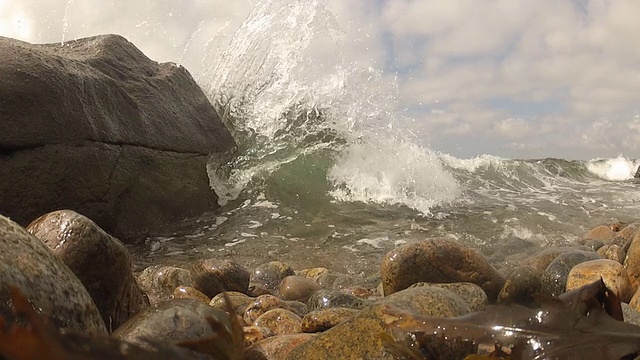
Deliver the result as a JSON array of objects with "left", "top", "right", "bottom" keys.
[{"left": 2, "top": 0, "right": 640, "bottom": 160}]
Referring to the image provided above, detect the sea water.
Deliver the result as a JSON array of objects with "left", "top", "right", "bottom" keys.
[{"left": 129, "top": 0, "right": 640, "bottom": 275}]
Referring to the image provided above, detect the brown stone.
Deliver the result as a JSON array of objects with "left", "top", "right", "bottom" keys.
[
  {"left": 244, "top": 295, "right": 307, "bottom": 324},
  {"left": 567, "top": 259, "right": 632, "bottom": 302},
  {"left": 624, "top": 234, "right": 640, "bottom": 293},
  {"left": 245, "top": 333, "right": 315, "bottom": 360},
  {"left": 583, "top": 225, "right": 616, "bottom": 242},
  {"left": 210, "top": 291, "right": 256, "bottom": 317},
  {"left": 254, "top": 308, "right": 302, "bottom": 335},
  {"left": 244, "top": 326, "right": 275, "bottom": 347},
  {"left": 297, "top": 267, "right": 329, "bottom": 281},
  {"left": 497, "top": 266, "right": 541, "bottom": 306},
  {"left": 0, "top": 214, "right": 107, "bottom": 335},
  {"left": 279, "top": 275, "right": 322, "bottom": 302},
  {"left": 380, "top": 238, "right": 503, "bottom": 300},
  {"left": 0, "top": 35, "right": 235, "bottom": 239},
  {"left": 191, "top": 258, "right": 250, "bottom": 298},
  {"left": 26, "top": 210, "right": 148, "bottom": 331},
  {"left": 252, "top": 261, "right": 296, "bottom": 291},
  {"left": 301, "top": 308, "right": 360, "bottom": 333},
  {"left": 597, "top": 244, "right": 626, "bottom": 264},
  {"left": 408, "top": 282, "right": 488, "bottom": 311},
  {"left": 524, "top": 247, "right": 593, "bottom": 273},
  {"left": 173, "top": 286, "right": 210, "bottom": 304},
  {"left": 137, "top": 265, "right": 193, "bottom": 302}
]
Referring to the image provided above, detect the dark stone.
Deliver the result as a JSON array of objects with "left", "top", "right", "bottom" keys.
[
  {"left": 0, "top": 35, "right": 236, "bottom": 239},
  {"left": 244, "top": 295, "right": 308, "bottom": 324},
  {"left": 540, "top": 250, "right": 602, "bottom": 297},
  {"left": 137, "top": 265, "right": 193, "bottom": 302},
  {"left": 190, "top": 258, "right": 250, "bottom": 298},
  {"left": 306, "top": 289, "right": 370, "bottom": 311},
  {"left": 497, "top": 266, "right": 541, "bottom": 306},
  {"left": 0, "top": 214, "right": 107, "bottom": 335},
  {"left": 409, "top": 282, "right": 488, "bottom": 311},
  {"left": 279, "top": 275, "right": 322, "bottom": 302},
  {"left": 251, "top": 261, "right": 295, "bottom": 291}
]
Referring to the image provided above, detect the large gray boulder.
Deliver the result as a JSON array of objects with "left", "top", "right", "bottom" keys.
[{"left": 0, "top": 34, "right": 235, "bottom": 239}]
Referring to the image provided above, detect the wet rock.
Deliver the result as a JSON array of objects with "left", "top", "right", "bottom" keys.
[
  {"left": 618, "top": 224, "right": 639, "bottom": 243},
  {"left": 0, "top": 35, "right": 235, "bottom": 239},
  {"left": 597, "top": 244, "right": 626, "bottom": 263},
  {"left": 301, "top": 307, "right": 360, "bottom": 333},
  {"left": 27, "top": 210, "right": 148, "bottom": 331},
  {"left": 252, "top": 261, "right": 295, "bottom": 292},
  {"left": 581, "top": 239, "right": 604, "bottom": 251},
  {"left": 524, "top": 246, "right": 594, "bottom": 273},
  {"left": 540, "top": 250, "right": 602, "bottom": 297},
  {"left": 254, "top": 308, "right": 302, "bottom": 335},
  {"left": 244, "top": 326, "right": 275, "bottom": 347},
  {"left": 137, "top": 265, "right": 193, "bottom": 302},
  {"left": 286, "top": 287, "right": 471, "bottom": 360},
  {"left": 306, "top": 289, "right": 370, "bottom": 311},
  {"left": 113, "top": 298, "right": 229, "bottom": 348},
  {"left": 244, "top": 295, "right": 308, "bottom": 324},
  {"left": 624, "top": 234, "right": 640, "bottom": 292},
  {"left": 173, "top": 286, "right": 210, "bottom": 304},
  {"left": 582, "top": 225, "right": 617, "bottom": 243},
  {"left": 245, "top": 333, "right": 315, "bottom": 360},
  {"left": 566, "top": 259, "right": 632, "bottom": 302},
  {"left": 210, "top": 291, "right": 256, "bottom": 316},
  {"left": 409, "top": 282, "right": 488, "bottom": 311},
  {"left": 0, "top": 214, "right": 107, "bottom": 335},
  {"left": 248, "top": 282, "right": 272, "bottom": 297},
  {"left": 279, "top": 275, "right": 322, "bottom": 302},
  {"left": 497, "top": 266, "right": 541, "bottom": 306},
  {"left": 297, "top": 267, "right": 329, "bottom": 281},
  {"left": 191, "top": 258, "right": 250, "bottom": 297},
  {"left": 380, "top": 238, "right": 504, "bottom": 300}
]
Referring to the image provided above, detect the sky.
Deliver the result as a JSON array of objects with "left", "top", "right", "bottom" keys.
[{"left": 2, "top": 0, "right": 640, "bottom": 160}]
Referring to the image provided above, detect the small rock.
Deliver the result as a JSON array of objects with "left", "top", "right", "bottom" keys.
[
  {"left": 191, "top": 258, "right": 250, "bottom": 297},
  {"left": 244, "top": 326, "right": 275, "bottom": 347},
  {"left": 137, "top": 265, "right": 193, "bottom": 301},
  {"left": 244, "top": 295, "right": 307, "bottom": 324},
  {"left": 306, "top": 289, "right": 370, "bottom": 311},
  {"left": 524, "top": 246, "right": 593, "bottom": 274},
  {"left": 210, "top": 291, "right": 256, "bottom": 316},
  {"left": 409, "top": 282, "right": 488, "bottom": 311},
  {"left": 497, "top": 266, "right": 541, "bottom": 306},
  {"left": 297, "top": 267, "right": 329, "bottom": 281},
  {"left": 301, "top": 308, "right": 360, "bottom": 333},
  {"left": 540, "top": 250, "right": 601, "bottom": 297},
  {"left": 582, "top": 225, "right": 616, "bottom": 243},
  {"left": 566, "top": 259, "right": 632, "bottom": 302},
  {"left": 27, "top": 210, "right": 148, "bottom": 331},
  {"left": 252, "top": 261, "right": 295, "bottom": 292},
  {"left": 254, "top": 308, "right": 302, "bottom": 335},
  {"left": 173, "top": 286, "right": 210, "bottom": 304},
  {"left": 380, "top": 238, "right": 504, "bottom": 300},
  {"left": 279, "top": 275, "right": 322, "bottom": 302},
  {"left": 245, "top": 333, "right": 315, "bottom": 360},
  {"left": 597, "top": 244, "right": 626, "bottom": 264}
]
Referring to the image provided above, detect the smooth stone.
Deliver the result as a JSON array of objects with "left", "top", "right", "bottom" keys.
[
  {"left": 244, "top": 326, "right": 275, "bottom": 347},
  {"left": 173, "top": 286, "right": 210, "bottom": 304},
  {"left": 297, "top": 267, "right": 329, "bottom": 281},
  {"left": 190, "top": 258, "right": 250, "bottom": 297},
  {"left": 301, "top": 307, "right": 360, "bottom": 333},
  {"left": 245, "top": 333, "right": 315, "bottom": 360},
  {"left": 497, "top": 266, "right": 541, "bottom": 306},
  {"left": 540, "top": 250, "right": 602, "bottom": 297},
  {"left": 254, "top": 308, "right": 302, "bottom": 335},
  {"left": 597, "top": 244, "right": 626, "bottom": 264},
  {"left": 244, "top": 295, "right": 308, "bottom": 324},
  {"left": 380, "top": 238, "right": 504, "bottom": 300},
  {"left": 252, "top": 261, "right": 296, "bottom": 291},
  {"left": 210, "top": 291, "right": 256, "bottom": 316},
  {"left": 524, "top": 246, "right": 594, "bottom": 274},
  {"left": 279, "top": 275, "right": 322, "bottom": 302},
  {"left": 248, "top": 282, "right": 272, "bottom": 297},
  {"left": 582, "top": 225, "right": 616, "bottom": 242},
  {"left": 581, "top": 239, "right": 604, "bottom": 251},
  {"left": 619, "top": 224, "right": 639, "bottom": 243},
  {"left": 113, "top": 298, "right": 230, "bottom": 348},
  {"left": 0, "top": 214, "right": 107, "bottom": 335},
  {"left": 286, "top": 287, "right": 472, "bottom": 360},
  {"left": 408, "top": 282, "right": 488, "bottom": 311},
  {"left": 566, "top": 259, "right": 632, "bottom": 302},
  {"left": 624, "top": 233, "right": 640, "bottom": 292},
  {"left": 26, "top": 210, "right": 148, "bottom": 331},
  {"left": 306, "top": 289, "right": 370, "bottom": 311},
  {"left": 137, "top": 265, "right": 193, "bottom": 301}
]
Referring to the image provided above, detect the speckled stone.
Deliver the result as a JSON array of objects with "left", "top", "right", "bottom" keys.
[
  {"left": 254, "top": 308, "right": 302, "bottom": 335},
  {"left": 566, "top": 259, "right": 632, "bottom": 302},
  {"left": 245, "top": 333, "right": 315, "bottom": 360},
  {"left": 524, "top": 246, "right": 594, "bottom": 274},
  {"left": 244, "top": 294, "right": 308, "bottom": 324},
  {"left": 622, "top": 303, "right": 640, "bottom": 327},
  {"left": 301, "top": 307, "right": 360, "bottom": 333},
  {"left": 582, "top": 225, "right": 616, "bottom": 242},
  {"left": 380, "top": 238, "right": 504, "bottom": 300},
  {"left": 113, "top": 298, "right": 230, "bottom": 348},
  {"left": 244, "top": 326, "right": 275, "bottom": 347},
  {"left": 306, "top": 289, "right": 370, "bottom": 311},
  {"left": 173, "top": 286, "right": 210, "bottom": 304},
  {"left": 408, "top": 282, "right": 488, "bottom": 311},
  {"left": 27, "top": 210, "right": 148, "bottom": 331},
  {"left": 190, "top": 258, "right": 250, "bottom": 298},
  {"left": 618, "top": 224, "right": 639, "bottom": 243},
  {"left": 624, "top": 234, "right": 640, "bottom": 293},
  {"left": 0, "top": 214, "right": 107, "bottom": 335},
  {"left": 286, "top": 287, "right": 472, "bottom": 360},
  {"left": 279, "top": 275, "right": 322, "bottom": 302},
  {"left": 210, "top": 291, "right": 256, "bottom": 316},
  {"left": 137, "top": 265, "right": 193, "bottom": 301},
  {"left": 540, "top": 250, "right": 602, "bottom": 297},
  {"left": 597, "top": 244, "right": 626, "bottom": 264},
  {"left": 297, "top": 267, "right": 329, "bottom": 282},
  {"left": 252, "top": 261, "right": 295, "bottom": 291},
  {"left": 497, "top": 266, "right": 541, "bottom": 306}
]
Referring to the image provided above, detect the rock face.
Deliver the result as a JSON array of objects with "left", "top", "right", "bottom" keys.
[
  {"left": 0, "top": 215, "right": 107, "bottom": 335},
  {"left": 0, "top": 35, "right": 235, "bottom": 239},
  {"left": 380, "top": 238, "right": 504, "bottom": 300},
  {"left": 26, "top": 210, "right": 148, "bottom": 332}
]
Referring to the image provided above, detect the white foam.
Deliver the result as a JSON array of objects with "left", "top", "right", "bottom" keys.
[{"left": 586, "top": 155, "right": 639, "bottom": 181}]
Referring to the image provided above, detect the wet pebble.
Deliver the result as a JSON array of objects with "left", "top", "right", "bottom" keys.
[
  {"left": 251, "top": 261, "right": 295, "bottom": 292},
  {"left": 138, "top": 265, "right": 193, "bottom": 301},
  {"left": 173, "top": 286, "right": 210, "bottom": 304},
  {"left": 190, "top": 258, "right": 250, "bottom": 297},
  {"left": 245, "top": 333, "right": 315, "bottom": 360},
  {"left": 540, "top": 250, "right": 601, "bottom": 297},
  {"left": 243, "top": 326, "right": 275, "bottom": 347},
  {"left": 209, "top": 291, "right": 255, "bottom": 317},
  {"left": 254, "top": 308, "right": 302, "bottom": 335},
  {"left": 297, "top": 267, "right": 329, "bottom": 281},
  {"left": 409, "top": 282, "right": 488, "bottom": 311},
  {"left": 497, "top": 266, "right": 541, "bottom": 306},
  {"left": 306, "top": 289, "right": 370, "bottom": 311},
  {"left": 597, "top": 244, "right": 626, "bottom": 264},
  {"left": 301, "top": 307, "right": 360, "bottom": 333},
  {"left": 566, "top": 259, "right": 632, "bottom": 302},
  {"left": 244, "top": 294, "right": 307, "bottom": 324},
  {"left": 279, "top": 275, "right": 322, "bottom": 302}
]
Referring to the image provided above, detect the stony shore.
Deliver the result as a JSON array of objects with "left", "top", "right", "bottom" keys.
[{"left": 2, "top": 209, "right": 640, "bottom": 359}]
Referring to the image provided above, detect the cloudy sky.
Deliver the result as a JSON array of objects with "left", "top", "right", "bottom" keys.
[{"left": 2, "top": 0, "right": 640, "bottom": 160}]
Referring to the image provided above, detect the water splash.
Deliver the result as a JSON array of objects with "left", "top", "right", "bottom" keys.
[{"left": 586, "top": 155, "right": 639, "bottom": 181}]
